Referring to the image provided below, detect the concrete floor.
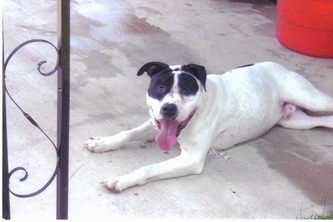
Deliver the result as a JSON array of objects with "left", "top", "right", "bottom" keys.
[{"left": 3, "top": 0, "right": 333, "bottom": 219}]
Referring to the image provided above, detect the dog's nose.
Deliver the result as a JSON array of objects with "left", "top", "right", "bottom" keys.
[{"left": 161, "top": 103, "right": 178, "bottom": 119}]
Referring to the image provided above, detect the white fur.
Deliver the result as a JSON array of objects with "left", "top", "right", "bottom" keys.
[{"left": 84, "top": 61, "right": 333, "bottom": 192}]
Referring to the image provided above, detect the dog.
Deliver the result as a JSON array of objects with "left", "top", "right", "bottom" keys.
[{"left": 84, "top": 61, "right": 333, "bottom": 193}]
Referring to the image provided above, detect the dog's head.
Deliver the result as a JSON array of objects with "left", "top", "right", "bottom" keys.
[{"left": 137, "top": 62, "right": 207, "bottom": 152}]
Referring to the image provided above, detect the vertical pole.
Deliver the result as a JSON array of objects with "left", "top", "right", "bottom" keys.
[
  {"left": 56, "top": 0, "right": 70, "bottom": 219},
  {"left": 2, "top": 37, "right": 11, "bottom": 219}
]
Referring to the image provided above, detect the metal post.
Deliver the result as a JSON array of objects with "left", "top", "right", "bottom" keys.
[
  {"left": 2, "top": 40, "right": 11, "bottom": 219},
  {"left": 56, "top": 0, "right": 70, "bottom": 219}
]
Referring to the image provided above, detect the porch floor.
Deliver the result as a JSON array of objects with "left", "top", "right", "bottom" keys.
[{"left": 3, "top": 0, "right": 333, "bottom": 219}]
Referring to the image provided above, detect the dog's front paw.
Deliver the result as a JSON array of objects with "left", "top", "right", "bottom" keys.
[
  {"left": 100, "top": 176, "right": 137, "bottom": 193},
  {"left": 84, "top": 136, "right": 123, "bottom": 153}
]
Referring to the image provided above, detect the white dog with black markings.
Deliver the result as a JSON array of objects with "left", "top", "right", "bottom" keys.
[{"left": 85, "top": 61, "right": 333, "bottom": 193}]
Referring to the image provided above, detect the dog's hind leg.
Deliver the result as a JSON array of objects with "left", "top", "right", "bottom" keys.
[
  {"left": 85, "top": 119, "right": 157, "bottom": 153},
  {"left": 278, "top": 104, "right": 333, "bottom": 129},
  {"left": 282, "top": 71, "right": 333, "bottom": 113},
  {"left": 277, "top": 71, "right": 333, "bottom": 130}
]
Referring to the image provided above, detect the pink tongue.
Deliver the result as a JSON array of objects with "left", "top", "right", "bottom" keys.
[{"left": 156, "top": 119, "right": 179, "bottom": 152}]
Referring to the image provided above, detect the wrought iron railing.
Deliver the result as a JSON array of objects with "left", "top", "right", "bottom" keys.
[
  {"left": 2, "top": 0, "right": 70, "bottom": 219},
  {"left": 3, "top": 39, "right": 60, "bottom": 200}
]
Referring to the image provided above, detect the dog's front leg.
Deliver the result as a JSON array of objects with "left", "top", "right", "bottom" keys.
[
  {"left": 101, "top": 149, "right": 207, "bottom": 193},
  {"left": 85, "top": 119, "right": 156, "bottom": 153}
]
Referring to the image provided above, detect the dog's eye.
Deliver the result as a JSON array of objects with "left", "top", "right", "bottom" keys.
[
  {"left": 180, "top": 87, "right": 190, "bottom": 95},
  {"left": 156, "top": 85, "right": 167, "bottom": 94}
]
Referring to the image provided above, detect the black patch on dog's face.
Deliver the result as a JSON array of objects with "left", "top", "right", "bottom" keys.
[
  {"left": 148, "top": 71, "right": 174, "bottom": 101},
  {"left": 180, "top": 64, "right": 207, "bottom": 91},
  {"left": 178, "top": 73, "right": 199, "bottom": 96}
]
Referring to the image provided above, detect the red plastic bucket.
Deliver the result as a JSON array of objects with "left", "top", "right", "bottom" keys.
[{"left": 276, "top": 0, "right": 333, "bottom": 58}]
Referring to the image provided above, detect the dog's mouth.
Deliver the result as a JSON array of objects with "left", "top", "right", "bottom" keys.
[{"left": 155, "top": 110, "right": 196, "bottom": 152}]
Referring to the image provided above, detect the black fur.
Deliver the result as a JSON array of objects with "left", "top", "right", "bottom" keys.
[
  {"left": 147, "top": 71, "right": 174, "bottom": 101},
  {"left": 178, "top": 73, "right": 199, "bottom": 96},
  {"left": 181, "top": 64, "right": 207, "bottom": 91},
  {"left": 137, "top": 62, "right": 171, "bottom": 77}
]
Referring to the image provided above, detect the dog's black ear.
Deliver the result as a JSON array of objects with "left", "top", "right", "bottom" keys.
[
  {"left": 182, "top": 64, "right": 207, "bottom": 91},
  {"left": 137, "top": 62, "right": 170, "bottom": 77}
]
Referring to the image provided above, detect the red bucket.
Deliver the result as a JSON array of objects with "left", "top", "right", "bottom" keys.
[{"left": 276, "top": 0, "right": 333, "bottom": 58}]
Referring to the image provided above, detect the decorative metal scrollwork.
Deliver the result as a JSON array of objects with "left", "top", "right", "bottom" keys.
[{"left": 4, "top": 39, "right": 60, "bottom": 198}]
